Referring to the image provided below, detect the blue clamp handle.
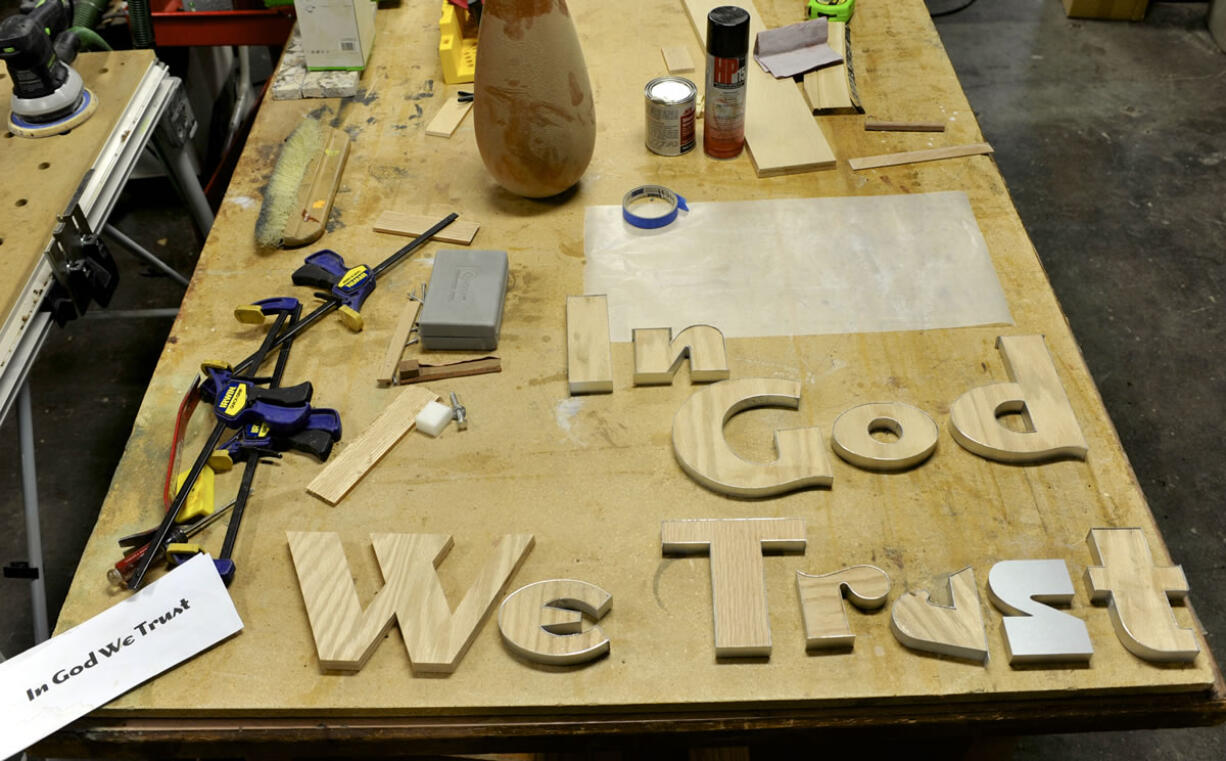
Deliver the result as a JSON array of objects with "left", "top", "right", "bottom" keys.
[{"left": 622, "top": 185, "right": 689, "bottom": 229}]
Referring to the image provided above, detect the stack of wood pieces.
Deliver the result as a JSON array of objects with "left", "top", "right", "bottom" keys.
[{"left": 802, "top": 20, "right": 860, "bottom": 114}]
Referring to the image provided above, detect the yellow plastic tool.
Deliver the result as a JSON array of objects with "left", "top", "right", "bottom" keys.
[
  {"left": 208, "top": 449, "right": 235, "bottom": 473},
  {"left": 439, "top": 2, "right": 477, "bottom": 85},
  {"left": 173, "top": 465, "right": 215, "bottom": 523}
]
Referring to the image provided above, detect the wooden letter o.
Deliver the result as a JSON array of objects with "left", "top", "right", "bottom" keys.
[{"left": 831, "top": 402, "right": 938, "bottom": 471}]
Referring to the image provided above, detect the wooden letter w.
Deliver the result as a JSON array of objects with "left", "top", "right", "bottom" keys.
[{"left": 287, "top": 532, "right": 535, "bottom": 673}]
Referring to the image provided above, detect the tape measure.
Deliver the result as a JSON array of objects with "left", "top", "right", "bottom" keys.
[{"left": 806, "top": 0, "right": 855, "bottom": 24}]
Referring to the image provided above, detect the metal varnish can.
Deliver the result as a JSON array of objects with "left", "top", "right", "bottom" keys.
[{"left": 644, "top": 76, "right": 697, "bottom": 156}]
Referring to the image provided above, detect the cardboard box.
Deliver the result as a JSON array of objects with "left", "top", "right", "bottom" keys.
[
  {"left": 1062, "top": 0, "right": 1148, "bottom": 20},
  {"left": 294, "top": 0, "right": 377, "bottom": 71}
]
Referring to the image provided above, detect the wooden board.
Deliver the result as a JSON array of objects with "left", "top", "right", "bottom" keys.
[
  {"left": 305, "top": 386, "right": 440, "bottom": 504},
  {"left": 0, "top": 51, "right": 155, "bottom": 334},
  {"left": 396, "top": 356, "right": 501, "bottom": 384},
  {"left": 373, "top": 211, "right": 480, "bottom": 245},
  {"left": 682, "top": 0, "right": 837, "bottom": 176},
  {"left": 49, "top": 0, "right": 1223, "bottom": 741},
  {"left": 848, "top": 142, "right": 995, "bottom": 171},
  {"left": 865, "top": 119, "right": 947, "bottom": 132},
  {"left": 425, "top": 94, "right": 475, "bottom": 138}
]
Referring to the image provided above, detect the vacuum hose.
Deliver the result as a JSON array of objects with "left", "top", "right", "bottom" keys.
[
  {"left": 67, "top": 25, "right": 112, "bottom": 51},
  {"left": 127, "top": 0, "right": 156, "bottom": 49},
  {"left": 72, "top": 0, "right": 109, "bottom": 28}
]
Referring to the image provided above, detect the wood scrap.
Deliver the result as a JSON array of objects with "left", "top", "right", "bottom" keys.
[
  {"left": 848, "top": 142, "right": 994, "bottom": 171},
  {"left": 373, "top": 211, "right": 480, "bottom": 245},
  {"left": 865, "top": 119, "right": 947, "bottom": 132},
  {"left": 396, "top": 356, "right": 501, "bottom": 384},
  {"left": 306, "top": 386, "right": 440, "bottom": 505},
  {"left": 661, "top": 45, "right": 695, "bottom": 73},
  {"left": 426, "top": 94, "right": 475, "bottom": 138},
  {"left": 377, "top": 299, "right": 423, "bottom": 387}
]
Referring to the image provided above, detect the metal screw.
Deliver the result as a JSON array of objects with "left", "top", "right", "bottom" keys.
[{"left": 450, "top": 392, "right": 468, "bottom": 431}]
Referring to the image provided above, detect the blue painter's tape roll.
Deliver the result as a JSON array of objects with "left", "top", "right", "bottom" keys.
[{"left": 622, "top": 185, "right": 689, "bottom": 229}]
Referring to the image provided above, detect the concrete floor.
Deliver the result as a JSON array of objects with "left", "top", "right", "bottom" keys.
[
  {"left": 933, "top": 0, "right": 1226, "bottom": 757},
  {"left": 1, "top": 0, "right": 1224, "bottom": 757}
]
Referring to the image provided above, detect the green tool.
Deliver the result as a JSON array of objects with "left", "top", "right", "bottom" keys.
[{"left": 806, "top": 0, "right": 855, "bottom": 24}]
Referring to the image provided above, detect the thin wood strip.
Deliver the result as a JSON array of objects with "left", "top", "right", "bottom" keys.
[
  {"left": 373, "top": 211, "right": 480, "bottom": 245},
  {"left": 426, "top": 95, "right": 475, "bottom": 138},
  {"left": 377, "top": 299, "right": 422, "bottom": 386},
  {"left": 682, "top": 0, "right": 836, "bottom": 176},
  {"left": 865, "top": 119, "right": 947, "bottom": 132},
  {"left": 848, "top": 142, "right": 994, "bottom": 171},
  {"left": 306, "top": 386, "right": 440, "bottom": 505},
  {"left": 397, "top": 356, "right": 502, "bottom": 384}
]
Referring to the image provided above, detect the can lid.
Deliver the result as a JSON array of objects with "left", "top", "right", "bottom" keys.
[
  {"left": 645, "top": 76, "right": 697, "bottom": 104},
  {"left": 706, "top": 6, "right": 750, "bottom": 58}
]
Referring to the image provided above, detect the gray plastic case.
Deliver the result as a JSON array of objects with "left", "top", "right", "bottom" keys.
[{"left": 417, "top": 250, "right": 509, "bottom": 351}]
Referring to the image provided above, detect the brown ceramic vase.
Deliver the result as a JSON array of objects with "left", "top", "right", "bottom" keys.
[{"left": 473, "top": 0, "right": 597, "bottom": 198}]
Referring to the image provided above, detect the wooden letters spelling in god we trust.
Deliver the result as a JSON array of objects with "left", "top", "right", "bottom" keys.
[
  {"left": 287, "top": 319, "right": 1194, "bottom": 673},
  {"left": 287, "top": 526, "right": 1196, "bottom": 673}
]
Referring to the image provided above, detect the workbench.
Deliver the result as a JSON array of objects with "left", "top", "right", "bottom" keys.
[
  {"left": 45, "top": 0, "right": 1226, "bottom": 755},
  {"left": 0, "top": 49, "right": 201, "bottom": 646}
]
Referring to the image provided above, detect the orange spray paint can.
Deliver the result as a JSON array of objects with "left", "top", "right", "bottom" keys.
[{"left": 703, "top": 6, "right": 750, "bottom": 159}]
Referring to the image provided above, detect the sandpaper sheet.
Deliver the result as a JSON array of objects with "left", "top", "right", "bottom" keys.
[
  {"left": 754, "top": 18, "right": 842, "bottom": 78},
  {"left": 583, "top": 191, "right": 1013, "bottom": 342}
]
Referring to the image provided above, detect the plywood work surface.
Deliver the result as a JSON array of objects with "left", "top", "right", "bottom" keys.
[
  {"left": 54, "top": 0, "right": 1221, "bottom": 733},
  {"left": 0, "top": 51, "right": 155, "bottom": 332}
]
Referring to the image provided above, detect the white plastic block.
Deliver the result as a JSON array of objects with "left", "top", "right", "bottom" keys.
[{"left": 415, "top": 400, "right": 454, "bottom": 437}]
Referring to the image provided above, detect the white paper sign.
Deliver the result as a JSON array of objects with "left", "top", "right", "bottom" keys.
[{"left": 0, "top": 554, "right": 243, "bottom": 758}]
